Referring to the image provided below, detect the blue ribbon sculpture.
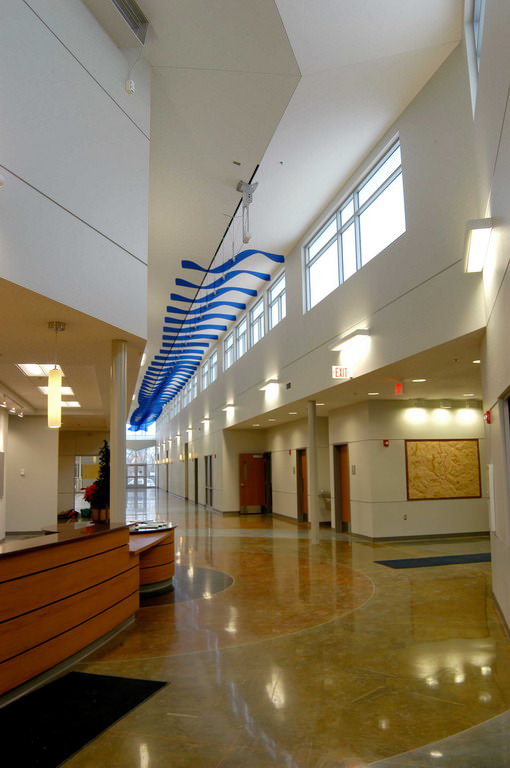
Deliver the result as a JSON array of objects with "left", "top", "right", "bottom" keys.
[{"left": 129, "top": 248, "right": 284, "bottom": 430}]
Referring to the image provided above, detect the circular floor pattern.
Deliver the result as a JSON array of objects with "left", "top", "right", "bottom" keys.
[{"left": 140, "top": 564, "right": 234, "bottom": 606}]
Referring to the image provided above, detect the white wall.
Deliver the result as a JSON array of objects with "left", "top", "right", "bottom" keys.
[
  {"left": 158, "top": 43, "right": 483, "bottom": 444},
  {"left": 474, "top": 2, "right": 510, "bottom": 629},
  {"left": 0, "top": 0, "right": 149, "bottom": 338},
  {"left": 329, "top": 400, "right": 488, "bottom": 538},
  {"left": 265, "top": 417, "right": 329, "bottom": 520},
  {"left": 6, "top": 416, "right": 59, "bottom": 532},
  {"left": 155, "top": 44, "right": 491, "bottom": 538}
]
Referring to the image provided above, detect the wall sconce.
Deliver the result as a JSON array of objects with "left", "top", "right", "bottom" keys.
[
  {"left": 330, "top": 328, "right": 370, "bottom": 352},
  {"left": 259, "top": 379, "right": 281, "bottom": 392},
  {"left": 47, "top": 321, "right": 65, "bottom": 429},
  {"left": 464, "top": 218, "right": 493, "bottom": 273},
  {"left": 222, "top": 403, "right": 235, "bottom": 411}
]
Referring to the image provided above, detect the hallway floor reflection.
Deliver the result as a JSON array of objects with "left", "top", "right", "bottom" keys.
[
  {"left": 140, "top": 564, "right": 234, "bottom": 606},
  {"left": 66, "top": 491, "right": 510, "bottom": 767}
]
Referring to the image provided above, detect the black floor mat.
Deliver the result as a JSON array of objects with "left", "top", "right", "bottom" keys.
[{"left": 0, "top": 671, "right": 166, "bottom": 766}]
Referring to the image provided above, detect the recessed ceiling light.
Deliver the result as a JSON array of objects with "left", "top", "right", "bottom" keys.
[
  {"left": 61, "top": 401, "right": 80, "bottom": 408},
  {"left": 17, "top": 363, "right": 63, "bottom": 377},
  {"left": 472, "top": 359, "right": 481, "bottom": 364},
  {"left": 268, "top": 418, "right": 276, "bottom": 422},
  {"left": 252, "top": 423, "right": 260, "bottom": 427},
  {"left": 38, "top": 386, "right": 74, "bottom": 396},
  {"left": 288, "top": 411, "right": 298, "bottom": 415},
  {"left": 368, "top": 392, "right": 380, "bottom": 396},
  {"left": 412, "top": 378, "right": 427, "bottom": 383},
  {"left": 317, "top": 402, "right": 325, "bottom": 406},
  {"left": 463, "top": 393, "right": 476, "bottom": 397}
]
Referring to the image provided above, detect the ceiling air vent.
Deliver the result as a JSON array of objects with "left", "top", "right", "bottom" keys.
[{"left": 83, "top": 0, "right": 148, "bottom": 47}]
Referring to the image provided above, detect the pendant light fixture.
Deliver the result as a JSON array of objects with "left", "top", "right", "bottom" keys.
[{"left": 47, "top": 321, "right": 65, "bottom": 428}]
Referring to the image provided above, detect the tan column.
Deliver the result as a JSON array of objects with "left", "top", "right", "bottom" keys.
[
  {"left": 307, "top": 399, "right": 320, "bottom": 545},
  {"left": 111, "top": 340, "right": 127, "bottom": 520}
]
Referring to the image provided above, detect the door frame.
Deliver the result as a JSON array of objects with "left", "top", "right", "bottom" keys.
[
  {"left": 333, "top": 443, "right": 351, "bottom": 532},
  {"left": 193, "top": 457, "right": 199, "bottom": 503}
]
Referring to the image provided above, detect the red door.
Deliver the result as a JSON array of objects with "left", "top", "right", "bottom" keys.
[{"left": 239, "top": 454, "right": 266, "bottom": 511}]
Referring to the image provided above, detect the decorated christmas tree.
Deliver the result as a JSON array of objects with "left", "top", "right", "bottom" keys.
[{"left": 83, "top": 440, "right": 110, "bottom": 510}]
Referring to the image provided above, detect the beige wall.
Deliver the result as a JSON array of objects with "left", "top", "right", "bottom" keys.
[{"left": 6, "top": 416, "right": 59, "bottom": 532}]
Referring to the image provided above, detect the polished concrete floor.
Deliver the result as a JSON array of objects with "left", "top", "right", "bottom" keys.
[{"left": 65, "top": 490, "right": 510, "bottom": 767}]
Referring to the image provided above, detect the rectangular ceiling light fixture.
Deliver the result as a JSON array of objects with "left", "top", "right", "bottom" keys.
[
  {"left": 38, "top": 386, "right": 74, "bottom": 396},
  {"left": 464, "top": 218, "right": 493, "bottom": 272},
  {"left": 17, "top": 364, "right": 63, "bottom": 377}
]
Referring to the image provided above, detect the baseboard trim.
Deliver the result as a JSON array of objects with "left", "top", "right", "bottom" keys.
[{"left": 350, "top": 530, "right": 490, "bottom": 542}]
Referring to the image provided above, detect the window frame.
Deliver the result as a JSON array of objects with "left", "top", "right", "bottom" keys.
[
  {"left": 223, "top": 331, "right": 235, "bottom": 370},
  {"left": 236, "top": 316, "right": 248, "bottom": 359},
  {"left": 209, "top": 349, "right": 218, "bottom": 383},
  {"left": 268, "top": 271, "right": 286, "bottom": 330},
  {"left": 304, "top": 140, "right": 404, "bottom": 311},
  {"left": 249, "top": 296, "right": 265, "bottom": 346},
  {"left": 201, "top": 357, "right": 210, "bottom": 391}
]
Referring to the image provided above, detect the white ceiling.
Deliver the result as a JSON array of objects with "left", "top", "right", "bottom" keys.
[{"left": 2, "top": 0, "right": 474, "bottom": 430}]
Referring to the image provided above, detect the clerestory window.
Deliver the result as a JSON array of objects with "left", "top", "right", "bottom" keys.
[{"left": 304, "top": 141, "right": 405, "bottom": 310}]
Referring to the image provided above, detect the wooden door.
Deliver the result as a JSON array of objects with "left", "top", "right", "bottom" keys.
[
  {"left": 333, "top": 444, "right": 351, "bottom": 531},
  {"left": 297, "top": 449, "right": 308, "bottom": 521},
  {"left": 239, "top": 454, "right": 266, "bottom": 512}
]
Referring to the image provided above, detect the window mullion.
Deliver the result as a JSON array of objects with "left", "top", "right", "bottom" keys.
[
  {"left": 354, "top": 191, "right": 362, "bottom": 271},
  {"left": 336, "top": 211, "right": 343, "bottom": 284},
  {"left": 357, "top": 167, "right": 402, "bottom": 217}
]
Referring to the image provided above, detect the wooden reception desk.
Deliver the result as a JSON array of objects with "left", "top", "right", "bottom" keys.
[
  {"left": 0, "top": 522, "right": 139, "bottom": 699},
  {"left": 0, "top": 520, "right": 178, "bottom": 699},
  {"left": 129, "top": 526, "right": 176, "bottom": 595}
]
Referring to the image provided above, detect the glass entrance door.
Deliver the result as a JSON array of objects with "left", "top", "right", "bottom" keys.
[{"left": 127, "top": 463, "right": 147, "bottom": 489}]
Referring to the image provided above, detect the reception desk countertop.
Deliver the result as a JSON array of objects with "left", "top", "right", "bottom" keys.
[{"left": 0, "top": 520, "right": 130, "bottom": 559}]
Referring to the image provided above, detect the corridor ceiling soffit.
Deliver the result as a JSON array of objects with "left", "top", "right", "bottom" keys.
[{"left": 226, "top": 331, "right": 484, "bottom": 430}]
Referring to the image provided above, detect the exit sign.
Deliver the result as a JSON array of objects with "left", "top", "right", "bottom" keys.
[{"left": 331, "top": 365, "right": 351, "bottom": 380}]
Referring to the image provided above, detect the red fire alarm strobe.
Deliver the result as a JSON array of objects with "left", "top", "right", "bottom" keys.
[
  {"left": 383, "top": 439, "right": 389, "bottom": 447},
  {"left": 484, "top": 410, "right": 491, "bottom": 424}
]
